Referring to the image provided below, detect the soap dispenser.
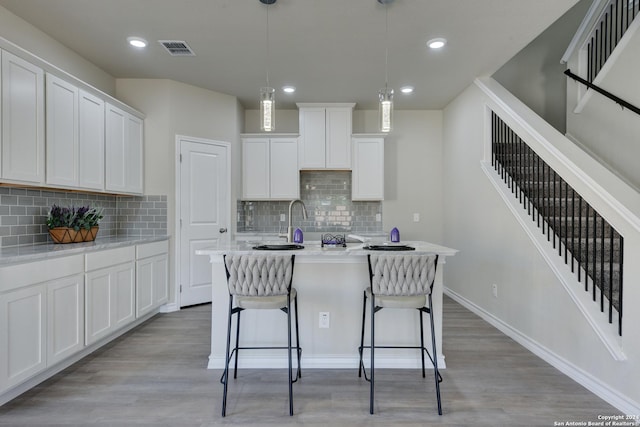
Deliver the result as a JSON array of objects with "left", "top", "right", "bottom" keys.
[
  {"left": 293, "top": 228, "right": 304, "bottom": 244},
  {"left": 390, "top": 227, "right": 400, "bottom": 243}
]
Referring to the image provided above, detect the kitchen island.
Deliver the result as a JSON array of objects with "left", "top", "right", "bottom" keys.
[{"left": 197, "top": 240, "right": 457, "bottom": 370}]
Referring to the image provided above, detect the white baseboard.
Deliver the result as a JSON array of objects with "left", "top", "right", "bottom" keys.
[
  {"left": 160, "top": 302, "right": 179, "bottom": 313},
  {"left": 445, "top": 287, "right": 640, "bottom": 415},
  {"left": 207, "top": 354, "right": 446, "bottom": 370}
]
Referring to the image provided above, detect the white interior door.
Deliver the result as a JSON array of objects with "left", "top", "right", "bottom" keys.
[{"left": 178, "top": 137, "right": 229, "bottom": 307}]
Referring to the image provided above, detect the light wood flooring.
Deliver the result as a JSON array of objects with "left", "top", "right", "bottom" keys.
[{"left": 0, "top": 296, "right": 618, "bottom": 426}]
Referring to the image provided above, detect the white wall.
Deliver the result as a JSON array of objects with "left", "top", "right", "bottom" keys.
[
  {"left": 565, "top": 23, "right": 640, "bottom": 192},
  {"left": 443, "top": 81, "right": 640, "bottom": 413},
  {"left": 492, "top": 0, "right": 592, "bottom": 134},
  {"left": 0, "top": 6, "right": 115, "bottom": 95},
  {"left": 116, "top": 78, "right": 243, "bottom": 307}
]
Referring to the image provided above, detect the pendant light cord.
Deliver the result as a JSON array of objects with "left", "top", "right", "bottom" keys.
[
  {"left": 265, "top": 4, "right": 270, "bottom": 87},
  {"left": 384, "top": 3, "right": 389, "bottom": 90}
]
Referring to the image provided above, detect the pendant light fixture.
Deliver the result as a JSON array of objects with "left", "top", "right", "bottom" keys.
[
  {"left": 378, "top": 0, "right": 394, "bottom": 133},
  {"left": 259, "top": 0, "right": 276, "bottom": 132}
]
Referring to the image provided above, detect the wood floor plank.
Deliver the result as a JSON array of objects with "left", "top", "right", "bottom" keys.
[{"left": 0, "top": 296, "right": 619, "bottom": 426}]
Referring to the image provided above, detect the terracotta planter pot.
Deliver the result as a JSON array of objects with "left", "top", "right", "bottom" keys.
[{"left": 49, "top": 226, "right": 99, "bottom": 244}]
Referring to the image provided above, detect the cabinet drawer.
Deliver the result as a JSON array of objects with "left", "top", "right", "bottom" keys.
[
  {"left": 85, "top": 246, "right": 135, "bottom": 272},
  {"left": 0, "top": 255, "right": 84, "bottom": 293},
  {"left": 136, "top": 240, "right": 169, "bottom": 260}
]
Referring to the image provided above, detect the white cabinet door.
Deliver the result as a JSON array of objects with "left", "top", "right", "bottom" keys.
[
  {"left": 352, "top": 137, "right": 385, "bottom": 200},
  {"left": 242, "top": 138, "right": 270, "bottom": 199},
  {"left": 47, "top": 274, "right": 84, "bottom": 366},
  {"left": 85, "top": 261, "right": 135, "bottom": 345},
  {"left": 105, "top": 103, "right": 143, "bottom": 194},
  {"left": 78, "top": 90, "right": 105, "bottom": 190},
  {"left": 136, "top": 253, "right": 168, "bottom": 318},
  {"left": 270, "top": 138, "right": 299, "bottom": 199},
  {"left": 242, "top": 137, "right": 298, "bottom": 200},
  {"left": 298, "top": 105, "right": 353, "bottom": 169},
  {"left": 298, "top": 107, "right": 326, "bottom": 168},
  {"left": 46, "top": 74, "right": 79, "bottom": 187},
  {"left": 0, "top": 284, "right": 46, "bottom": 391},
  {"left": 126, "top": 114, "right": 143, "bottom": 194},
  {"left": 325, "top": 107, "right": 352, "bottom": 168},
  {"left": 113, "top": 263, "right": 135, "bottom": 329},
  {"left": 1, "top": 50, "right": 45, "bottom": 184},
  {"left": 105, "top": 103, "right": 127, "bottom": 193}
]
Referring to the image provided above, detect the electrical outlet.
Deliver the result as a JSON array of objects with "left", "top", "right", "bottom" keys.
[
  {"left": 413, "top": 213, "right": 420, "bottom": 222},
  {"left": 280, "top": 213, "right": 286, "bottom": 222},
  {"left": 375, "top": 213, "right": 382, "bottom": 222},
  {"left": 319, "top": 312, "right": 330, "bottom": 328},
  {"left": 492, "top": 283, "right": 498, "bottom": 298}
]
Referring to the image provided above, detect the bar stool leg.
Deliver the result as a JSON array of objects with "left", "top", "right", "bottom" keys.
[
  {"left": 429, "top": 294, "right": 443, "bottom": 415},
  {"left": 419, "top": 308, "right": 426, "bottom": 378},
  {"left": 294, "top": 294, "right": 302, "bottom": 379},
  {"left": 222, "top": 296, "right": 234, "bottom": 417},
  {"left": 369, "top": 294, "right": 375, "bottom": 415},
  {"left": 287, "top": 295, "right": 294, "bottom": 416},
  {"left": 233, "top": 310, "right": 241, "bottom": 379},
  {"left": 358, "top": 290, "right": 367, "bottom": 377}
]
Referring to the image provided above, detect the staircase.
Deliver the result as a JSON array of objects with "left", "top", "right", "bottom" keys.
[{"left": 491, "top": 111, "right": 623, "bottom": 335}]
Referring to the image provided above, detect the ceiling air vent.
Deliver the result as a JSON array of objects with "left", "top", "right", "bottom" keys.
[{"left": 158, "top": 40, "right": 195, "bottom": 56}]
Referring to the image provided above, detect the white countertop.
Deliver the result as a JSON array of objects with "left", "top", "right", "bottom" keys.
[
  {"left": 0, "top": 235, "right": 170, "bottom": 266},
  {"left": 196, "top": 239, "right": 458, "bottom": 257}
]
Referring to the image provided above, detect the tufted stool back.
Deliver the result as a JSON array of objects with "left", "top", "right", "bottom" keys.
[
  {"left": 224, "top": 254, "right": 294, "bottom": 297},
  {"left": 369, "top": 254, "right": 438, "bottom": 297}
]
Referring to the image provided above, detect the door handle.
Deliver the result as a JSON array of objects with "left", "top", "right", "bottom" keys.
[{"left": 219, "top": 227, "right": 228, "bottom": 234}]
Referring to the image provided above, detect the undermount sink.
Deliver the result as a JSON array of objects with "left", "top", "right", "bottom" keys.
[
  {"left": 252, "top": 244, "right": 305, "bottom": 251},
  {"left": 363, "top": 244, "right": 415, "bottom": 251}
]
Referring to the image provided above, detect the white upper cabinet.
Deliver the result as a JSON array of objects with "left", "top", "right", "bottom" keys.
[
  {"left": 242, "top": 135, "right": 299, "bottom": 200},
  {"left": 352, "top": 135, "right": 385, "bottom": 200},
  {"left": 78, "top": 90, "right": 105, "bottom": 190},
  {"left": 1, "top": 50, "right": 45, "bottom": 184},
  {"left": 46, "top": 74, "right": 79, "bottom": 187},
  {"left": 105, "top": 103, "right": 143, "bottom": 195},
  {"left": 298, "top": 103, "right": 354, "bottom": 169}
]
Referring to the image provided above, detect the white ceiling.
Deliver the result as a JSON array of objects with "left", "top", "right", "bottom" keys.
[{"left": 0, "top": 0, "right": 580, "bottom": 110}]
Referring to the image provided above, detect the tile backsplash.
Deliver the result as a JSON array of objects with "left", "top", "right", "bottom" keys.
[
  {"left": 0, "top": 187, "right": 167, "bottom": 247},
  {"left": 238, "top": 171, "right": 382, "bottom": 234}
]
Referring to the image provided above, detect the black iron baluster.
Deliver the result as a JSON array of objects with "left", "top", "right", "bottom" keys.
[
  {"left": 552, "top": 170, "right": 557, "bottom": 249},
  {"left": 618, "top": 235, "right": 623, "bottom": 336},
  {"left": 609, "top": 224, "right": 614, "bottom": 323},
  {"left": 592, "top": 207, "right": 597, "bottom": 301},
  {"left": 578, "top": 196, "right": 583, "bottom": 283},
  {"left": 537, "top": 154, "right": 541, "bottom": 228},
  {"left": 571, "top": 188, "right": 576, "bottom": 272},
  {"left": 600, "top": 215, "right": 605, "bottom": 312},
  {"left": 585, "top": 204, "right": 590, "bottom": 290}
]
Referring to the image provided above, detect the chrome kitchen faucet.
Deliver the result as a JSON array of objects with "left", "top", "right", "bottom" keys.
[{"left": 279, "top": 199, "right": 308, "bottom": 243}]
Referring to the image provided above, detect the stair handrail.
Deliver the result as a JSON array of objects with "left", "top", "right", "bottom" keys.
[{"left": 564, "top": 69, "right": 640, "bottom": 116}]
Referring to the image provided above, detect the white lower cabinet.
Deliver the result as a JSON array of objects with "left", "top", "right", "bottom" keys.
[
  {"left": 136, "top": 241, "right": 169, "bottom": 318},
  {"left": 47, "top": 274, "right": 84, "bottom": 366},
  {"left": 0, "top": 284, "right": 46, "bottom": 392},
  {"left": 85, "top": 246, "right": 136, "bottom": 345},
  {"left": 0, "top": 254, "right": 83, "bottom": 393},
  {"left": 0, "top": 240, "right": 168, "bottom": 398}
]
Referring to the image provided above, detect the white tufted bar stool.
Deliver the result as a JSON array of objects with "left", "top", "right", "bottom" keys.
[
  {"left": 358, "top": 253, "right": 442, "bottom": 415},
  {"left": 221, "top": 254, "right": 301, "bottom": 417}
]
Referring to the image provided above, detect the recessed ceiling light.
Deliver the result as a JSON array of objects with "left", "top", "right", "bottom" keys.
[
  {"left": 427, "top": 38, "right": 447, "bottom": 49},
  {"left": 400, "top": 86, "right": 414, "bottom": 94},
  {"left": 127, "top": 37, "right": 148, "bottom": 48},
  {"left": 282, "top": 86, "right": 296, "bottom": 94}
]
